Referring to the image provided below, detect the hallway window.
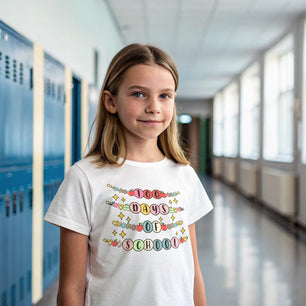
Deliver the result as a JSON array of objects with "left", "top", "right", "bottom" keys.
[
  {"left": 213, "top": 93, "right": 223, "bottom": 156},
  {"left": 240, "top": 63, "right": 260, "bottom": 159},
  {"left": 223, "top": 83, "right": 239, "bottom": 158},
  {"left": 263, "top": 34, "right": 294, "bottom": 162}
]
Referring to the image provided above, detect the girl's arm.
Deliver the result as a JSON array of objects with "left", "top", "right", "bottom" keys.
[
  {"left": 189, "top": 223, "right": 207, "bottom": 306},
  {"left": 57, "top": 227, "right": 88, "bottom": 306}
]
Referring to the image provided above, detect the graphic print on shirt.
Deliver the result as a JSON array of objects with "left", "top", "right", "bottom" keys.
[{"left": 103, "top": 184, "right": 188, "bottom": 252}]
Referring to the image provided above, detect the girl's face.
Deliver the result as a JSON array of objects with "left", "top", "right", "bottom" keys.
[{"left": 104, "top": 64, "right": 176, "bottom": 145}]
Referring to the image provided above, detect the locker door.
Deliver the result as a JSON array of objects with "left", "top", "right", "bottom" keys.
[
  {"left": 0, "top": 21, "right": 33, "bottom": 306},
  {"left": 0, "top": 25, "right": 8, "bottom": 306},
  {"left": 43, "top": 54, "right": 65, "bottom": 291}
]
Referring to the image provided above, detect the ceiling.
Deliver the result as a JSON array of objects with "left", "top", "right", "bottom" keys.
[{"left": 105, "top": 0, "right": 306, "bottom": 100}]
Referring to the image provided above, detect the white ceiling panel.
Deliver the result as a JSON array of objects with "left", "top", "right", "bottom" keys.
[{"left": 105, "top": 0, "right": 306, "bottom": 99}]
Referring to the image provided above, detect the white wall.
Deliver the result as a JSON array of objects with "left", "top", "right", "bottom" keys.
[
  {"left": 0, "top": 0, "right": 123, "bottom": 86},
  {"left": 176, "top": 98, "right": 213, "bottom": 118}
]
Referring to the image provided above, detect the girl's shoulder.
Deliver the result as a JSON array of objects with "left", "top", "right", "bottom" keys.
[
  {"left": 74, "top": 157, "right": 98, "bottom": 172},
  {"left": 163, "top": 159, "right": 202, "bottom": 185},
  {"left": 167, "top": 158, "right": 196, "bottom": 174},
  {"left": 67, "top": 157, "right": 114, "bottom": 182}
]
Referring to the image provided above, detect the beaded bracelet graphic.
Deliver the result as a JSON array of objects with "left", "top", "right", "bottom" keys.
[
  {"left": 107, "top": 184, "right": 180, "bottom": 199},
  {"left": 103, "top": 235, "right": 189, "bottom": 251},
  {"left": 112, "top": 219, "right": 183, "bottom": 233},
  {"left": 106, "top": 201, "right": 184, "bottom": 215}
]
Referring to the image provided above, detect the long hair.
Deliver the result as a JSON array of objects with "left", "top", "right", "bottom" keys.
[{"left": 85, "top": 43, "right": 189, "bottom": 166}]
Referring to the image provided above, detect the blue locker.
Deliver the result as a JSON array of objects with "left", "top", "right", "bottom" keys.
[
  {"left": 43, "top": 54, "right": 65, "bottom": 291},
  {"left": 0, "top": 21, "right": 33, "bottom": 306}
]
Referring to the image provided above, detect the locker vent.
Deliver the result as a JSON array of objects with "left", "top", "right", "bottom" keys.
[
  {"left": 27, "top": 270, "right": 31, "bottom": 293},
  {"left": 1, "top": 55, "right": 24, "bottom": 84},
  {"left": 13, "top": 59, "right": 17, "bottom": 82},
  {"left": 57, "top": 84, "right": 64, "bottom": 102},
  {"left": 0, "top": 52, "right": 2, "bottom": 77},
  {"left": 1, "top": 290, "right": 8, "bottom": 306},
  {"left": 19, "top": 62, "right": 24, "bottom": 85},
  {"left": 52, "top": 81, "right": 55, "bottom": 98},
  {"left": 5, "top": 55, "right": 9, "bottom": 79},
  {"left": 10, "top": 284, "right": 16, "bottom": 306},
  {"left": 18, "top": 276, "right": 24, "bottom": 301},
  {"left": 45, "top": 78, "right": 60, "bottom": 98},
  {"left": 57, "top": 84, "right": 61, "bottom": 101},
  {"left": 45, "top": 78, "right": 51, "bottom": 97}
]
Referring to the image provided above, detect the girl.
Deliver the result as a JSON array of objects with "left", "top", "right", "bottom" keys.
[{"left": 45, "top": 43, "right": 213, "bottom": 306}]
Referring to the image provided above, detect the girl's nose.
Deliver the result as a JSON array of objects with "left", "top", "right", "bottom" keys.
[{"left": 145, "top": 97, "right": 161, "bottom": 113}]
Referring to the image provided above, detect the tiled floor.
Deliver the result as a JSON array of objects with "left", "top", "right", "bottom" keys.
[{"left": 36, "top": 176, "right": 306, "bottom": 306}]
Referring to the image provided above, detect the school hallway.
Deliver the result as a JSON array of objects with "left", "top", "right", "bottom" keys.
[{"left": 36, "top": 175, "right": 306, "bottom": 306}]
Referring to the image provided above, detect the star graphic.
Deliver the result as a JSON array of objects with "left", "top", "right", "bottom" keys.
[
  {"left": 126, "top": 217, "right": 131, "bottom": 222},
  {"left": 174, "top": 198, "right": 178, "bottom": 204},
  {"left": 120, "top": 231, "right": 126, "bottom": 238},
  {"left": 122, "top": 198, "right": 126, "bottom": 202},
  {"left": 118, "top": 212, "right": 124, "bottom": 220},
  {"left": 159, "top": 217, "right": 163, "bottom": 222},
  {"left": 112, "top": 230, "right": 117, "bottom": 236},
  {"left": 113, "top": 194, "right": 119, "bottom": 201},
  {"left": 171, "top": 215, "right": 175, "bottom": 221},
  {"left": 181, "top": 228, "right": 185, "bottom": 234},
  {"left": 169, "top": 200, "right": 172, "bottom": 204}
]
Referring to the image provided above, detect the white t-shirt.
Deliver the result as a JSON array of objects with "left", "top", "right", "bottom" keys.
[{"left": 44, "top": 157, "right": 213, "bottom": 306}]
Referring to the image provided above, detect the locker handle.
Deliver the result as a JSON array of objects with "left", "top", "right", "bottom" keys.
[
  {"left": 29, "top": 67, "right": 33, "bottom": 90},
  {"left": 0, "top": 195, "right": 3, "bottom": 213},
  {"left": 29, "top": 188, "right": 33, "bottom": 209},
  {"left": 19, "top": 190, "right": 24, "bottom": 212},
  {"left": 13, "top": 192, "right": 17, "bottom": 214},
  {"left": 5, "top": 195, "right": 10, "bottom": 217}
]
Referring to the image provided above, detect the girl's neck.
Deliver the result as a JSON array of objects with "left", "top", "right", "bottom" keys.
[{"left": 125, "top": 140, "right": 164, "bottom": 163}]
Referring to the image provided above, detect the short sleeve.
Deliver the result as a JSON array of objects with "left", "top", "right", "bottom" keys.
[
  {"left": 186, "top": 166, "right": 213, "bottom": 225},
  {"left": 44, "top": 164, "right": 92, "bottom": 235}
]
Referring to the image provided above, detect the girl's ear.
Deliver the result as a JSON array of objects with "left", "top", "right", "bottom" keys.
[{"left": 103, "top": 90, "right": 117, "bottom": 114}]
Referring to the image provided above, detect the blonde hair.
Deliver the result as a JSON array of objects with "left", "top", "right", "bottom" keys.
[{"left": 86, "top": 43, "right": 189, "bottom": 166}]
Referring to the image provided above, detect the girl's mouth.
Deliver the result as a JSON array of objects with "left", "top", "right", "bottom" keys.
[{"left": 139, "top": 120, "right": 162, "bottom": 126}]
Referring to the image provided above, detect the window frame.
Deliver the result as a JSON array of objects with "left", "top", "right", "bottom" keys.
[{"left": 263, "top": 34, "right": 295, "bottom": 163}]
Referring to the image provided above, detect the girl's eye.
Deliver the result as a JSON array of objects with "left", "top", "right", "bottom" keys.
[
  {"left": 133, "top": 92, "right": 144, "bottom": 98},
  {"left": 160, "top": 94, "right": 170, "bottom": 99}
]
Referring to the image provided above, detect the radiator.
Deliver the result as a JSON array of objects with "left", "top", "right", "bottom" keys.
[
  {"left": 213, "top": 158, "right": 222, "bottom": 177},
  {"left": 224, "top": 159, "right": 237, "bottom": 185},
  {"left": 239, "top": 162, "right": 258, "bottom": 197},
  {"left": 261, "top": 167, "right": 296, "bottom": 217}
]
